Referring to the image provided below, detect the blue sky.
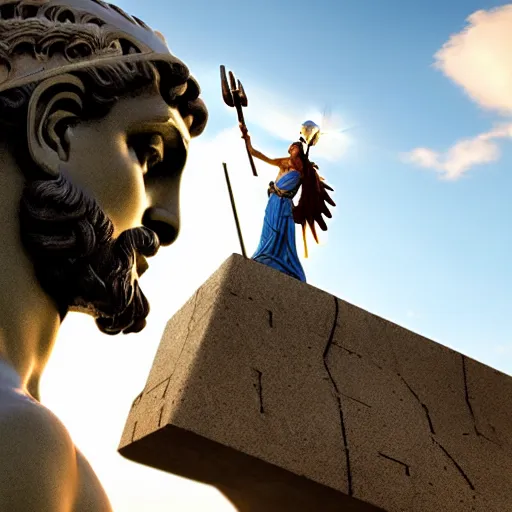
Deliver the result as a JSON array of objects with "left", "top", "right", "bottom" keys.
[
  {"left": 117, "top": 0, "right": 512, "bottom": 374},
  {"left": 42, "top": 2, "right": 512, "bottom": 510}
]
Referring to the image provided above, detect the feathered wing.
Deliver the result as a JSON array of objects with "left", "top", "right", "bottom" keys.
[{"left": 293, "top": 164, "right": 336, "bottom": 258}]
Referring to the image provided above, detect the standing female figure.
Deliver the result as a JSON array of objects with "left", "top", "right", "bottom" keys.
[{"left": 240, "top": 124, "right": 335, "bottom": 282}]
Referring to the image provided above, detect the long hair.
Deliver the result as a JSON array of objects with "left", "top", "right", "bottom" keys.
[{"left": 292, "top": 142, "right": 335, "bottom": 258}]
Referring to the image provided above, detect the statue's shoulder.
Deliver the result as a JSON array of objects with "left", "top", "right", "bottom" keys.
[{"left": 0, "top": 386, "right": 76, "bottom": 509}]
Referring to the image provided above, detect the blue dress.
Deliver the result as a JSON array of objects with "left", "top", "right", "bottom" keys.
[{"left": 252, "top": 170, "right": 306, "bottom": 282}]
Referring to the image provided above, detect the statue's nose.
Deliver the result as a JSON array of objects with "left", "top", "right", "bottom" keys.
[{"left": 142, "top": 206, "right": 179, "bottom": 246}]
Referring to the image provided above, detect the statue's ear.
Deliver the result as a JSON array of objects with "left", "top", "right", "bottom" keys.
[{"left": 27, "top": 74, "right": 85, "bottom": 176}]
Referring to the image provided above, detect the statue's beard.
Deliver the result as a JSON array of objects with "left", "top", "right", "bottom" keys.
[{"left": 18, "top": 173, "right": 160, "bottom": 335}]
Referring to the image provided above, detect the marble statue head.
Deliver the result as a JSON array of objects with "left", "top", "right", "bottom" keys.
[{"left": 0, "top": 0, "right": 208, "bottom": 334}]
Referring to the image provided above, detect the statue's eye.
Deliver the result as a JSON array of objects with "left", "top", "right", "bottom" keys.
[{"left": 131, "top": 133, "right": 164, "bottom": 174}]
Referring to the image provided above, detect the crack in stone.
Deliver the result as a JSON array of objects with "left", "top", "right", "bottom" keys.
[
  {"left": 323, "top": 297, "right": 353, "bottom": 496},
  {"left": 131, "top": 391, "right": 143, "bottom": 409},
  {"left": 158, "top": 406, "right": 165, "bottom": 427},
  {"left": 399, "top": 374, "right": 436, "bottom": 435},
  {"left": 145, "top": 291, "right": 200, "bottom": 399},
  {"left": 461, "top": 355, "right": 501, "bottom": 447},
  {"left": 161, "top": 378, "right": 172, "bottom": 399},
  {"left": 378, "top": 451, "right": 411, "bottom": 476},
  {"left": 432, "top": 436, "right": 475, "bottom": 491},
  {"left": 267, "top": 310, "right": 273, "bottom": 328},
  {"left": 251, "top": 368, "right": 264, "bottom": 414},
  {"left": 462, "top": 356, "right": 502, "bottom": 448},
  {"left": 332, "top": 342, "right": 383, "bottom": 371},
  {"left": 462, "top": 355, "right": 477, "bottom": 435},
  {"left": 333, "top": 343, "right": 360, "bottom": 357},
  {"left": 422, "top": 403, "right": 435, "bottom": 435},
  {"left": 479, "top": 433, "right": 501, "bottom": 447},
  {"left": 131, "top": 421, "right": 138, "bottom": 443},
  {"left": 341, "top": 393, "right": 371, "bottom": 408},
  {"left": 145, "top": 377, "right": 171, "bottom": 397}
]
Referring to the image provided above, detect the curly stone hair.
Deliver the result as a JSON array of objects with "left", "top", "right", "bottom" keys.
[
  {"left": 0, "top": 0, "right": 208, "bottom": 142},
  {"left": 0, "top": 59, "right": 207, "bottom": 144},
  {"left": 19, "top": 172, "right": 160, "bottom": 334},
  {"left": 0, "top": 1, "right": 208, "bottom": 334}
]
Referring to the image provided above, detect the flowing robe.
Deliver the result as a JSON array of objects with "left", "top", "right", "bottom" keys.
[{"left": 252, "top": 170, "right": 306, "bottom": 282}]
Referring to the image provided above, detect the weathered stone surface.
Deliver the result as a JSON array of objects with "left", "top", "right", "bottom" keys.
[{"left": 119, "top": 254, "right": 512, "bottom": 512}]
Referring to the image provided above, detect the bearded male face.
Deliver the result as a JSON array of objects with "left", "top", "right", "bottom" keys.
[
  {"left": 19, "top": 85, "right": 190, "bottom": 335},
  {"left": 0, "top": 0, "right": 208, "bottom": 334}
]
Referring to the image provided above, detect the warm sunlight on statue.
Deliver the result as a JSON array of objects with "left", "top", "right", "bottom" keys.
[
  {"left": 0, "top": 1, "right": 207, "bottom": 510},
  {"left": 240, "top": 121, "right": 335, "bottom": 282}
]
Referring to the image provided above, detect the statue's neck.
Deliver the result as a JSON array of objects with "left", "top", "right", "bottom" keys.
[{"left": 0, "top": 154, "right": 61, "bottom": 400}]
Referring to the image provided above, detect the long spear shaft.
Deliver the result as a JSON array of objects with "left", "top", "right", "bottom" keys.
[{"left": 222, "top": 162, "right": 247, "bottom": 259}]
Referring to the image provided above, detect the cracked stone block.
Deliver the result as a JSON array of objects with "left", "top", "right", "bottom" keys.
[{"left": 119, "top": 254, "right": 512, "bottom": 512}]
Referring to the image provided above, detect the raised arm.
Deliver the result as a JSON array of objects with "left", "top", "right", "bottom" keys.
[{"left": 240, "top": 124, "right": 287, "bottom": 168}]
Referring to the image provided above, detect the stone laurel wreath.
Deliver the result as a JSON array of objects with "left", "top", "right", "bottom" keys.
[
  {"left": 0, "top": 2, "right": 151, "bottom": 67},
  {"left": 0, "top": 0, "right": 207, "bottom": 136},
  {"left": 0, "top": 1, "right": 153, "bottom": 56}
]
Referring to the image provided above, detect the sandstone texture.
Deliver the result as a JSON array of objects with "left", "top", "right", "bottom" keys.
[{"left": 119, "top": 254, "right": 512, "bottom": 512}]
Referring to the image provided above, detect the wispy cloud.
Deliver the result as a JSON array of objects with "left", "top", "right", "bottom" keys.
[
  {"left": 403, "top": 124, "right": 512, "bottom": 180},
  {"left": 406, "top": 6, "right": 512, "bottom": 179},
  {"left": 434, "top": 5, "right": 512, "bottom": 114}
]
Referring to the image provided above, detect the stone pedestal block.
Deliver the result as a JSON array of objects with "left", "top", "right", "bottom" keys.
[{"left": 119, "top": 254, "right": 512, "bottom": 512}]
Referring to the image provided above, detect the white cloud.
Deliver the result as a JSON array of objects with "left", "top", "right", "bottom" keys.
[
  {"left": 406, "top": 148, "right": 441, "bottom": 170},
  {"left": 406, "top": 6, "right": 512, "bottom": 179},
  {"left": 434, "top": 5, "right": 512, "bottom": 114},
  {"left": 404, "top": 124, "right": 512, "bottom": 180}
]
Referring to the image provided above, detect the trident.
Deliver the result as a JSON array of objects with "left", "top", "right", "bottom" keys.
[{"left": 220, "top": 65, "right": 258, "bottom": 177}]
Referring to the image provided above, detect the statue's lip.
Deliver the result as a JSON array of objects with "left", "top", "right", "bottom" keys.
[{"left": 142, "top": 208, "right": 179, "bottom": 246}]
